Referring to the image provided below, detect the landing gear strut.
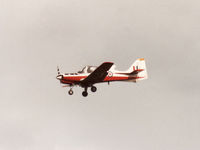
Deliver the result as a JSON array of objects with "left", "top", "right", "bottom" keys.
[{"left": 82, "top": 87, "right": 88, "bottom": 97}]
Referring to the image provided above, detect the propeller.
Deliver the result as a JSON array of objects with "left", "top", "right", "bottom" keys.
[
  {"left": 56, "top": 66, "right": 64, "bottom": 82},
  {"left": 56, "top": 66, "right": 70, "bottom": 88}
]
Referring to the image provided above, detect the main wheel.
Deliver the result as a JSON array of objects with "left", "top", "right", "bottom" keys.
[
  {"left": 91, "top": 86, "right": 97, "bottom": 92},
  {"left": 68, "top": 90, "right": 73, "bottom": 95},
  {"left": 82, "top": 91, "right": 88, "bottom": 97}
]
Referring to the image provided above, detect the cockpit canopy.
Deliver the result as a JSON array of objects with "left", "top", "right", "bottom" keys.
[{"left": 78, "top": 66, "right": 97, "bottom": 74}]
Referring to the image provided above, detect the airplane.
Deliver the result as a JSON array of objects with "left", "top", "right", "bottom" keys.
[{"left": 56, "top": 58, "right": 148, "bottom": 97}]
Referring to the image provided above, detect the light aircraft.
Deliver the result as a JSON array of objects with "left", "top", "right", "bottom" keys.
[{"left": 56, "top": 58, "right": 148, "bottom": 97}]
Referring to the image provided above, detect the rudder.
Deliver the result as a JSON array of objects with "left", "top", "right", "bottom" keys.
[{"left": 127, "top": 58, "right": 148, "bottom": 81}]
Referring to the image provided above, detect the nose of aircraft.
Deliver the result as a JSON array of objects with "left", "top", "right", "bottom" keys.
[{"left": 56, "top": 75, "right": 63, "bottom": 80}]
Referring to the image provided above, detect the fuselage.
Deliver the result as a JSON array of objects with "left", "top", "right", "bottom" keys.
[{"left": 57, "top": 72, "right": 143, "bottom": 85}]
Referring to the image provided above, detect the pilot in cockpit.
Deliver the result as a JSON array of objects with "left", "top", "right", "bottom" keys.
[{"left": 78, "top": 66, "right": 97, "bottom": 74}]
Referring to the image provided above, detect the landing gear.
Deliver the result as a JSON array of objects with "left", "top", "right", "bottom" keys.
[
  {"left": 82, "top": 91, "right": 88, "bottom": 97},
  {"left": 68, "top": 88, "right": 73, "bottom": 95},
  {"left": 82, "top": 87, "right": 88, "bottom": 97},
  {"left": 91, "top": 86, "right": 97, "bottom": 92}
]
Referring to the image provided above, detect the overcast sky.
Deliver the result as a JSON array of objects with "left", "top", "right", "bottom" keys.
[{"left": 0, "top": 0, "right": 200, "bottom": 150}]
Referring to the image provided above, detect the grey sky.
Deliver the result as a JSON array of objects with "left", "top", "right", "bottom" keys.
[{"left": 0, "top": 0, "right": 200, "bottom": 150}]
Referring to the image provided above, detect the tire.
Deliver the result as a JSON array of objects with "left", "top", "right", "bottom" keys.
[
  {"left": 82, "top": 91, "right": 88, "bottom": 97},
  {"left": 91, "top": 86, "right": 97, "bottom": 92},
  {"left": 68, "top": 90, "right": 73, "bottom": 95}
]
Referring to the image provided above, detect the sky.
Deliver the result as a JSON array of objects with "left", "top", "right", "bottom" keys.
[{"left": 0, "top": 0, "right": 200, "bottom": 150}]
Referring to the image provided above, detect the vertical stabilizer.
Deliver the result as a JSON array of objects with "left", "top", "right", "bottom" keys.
[{"left": 127, "top": 58, "right": 148, "bottom": 81}]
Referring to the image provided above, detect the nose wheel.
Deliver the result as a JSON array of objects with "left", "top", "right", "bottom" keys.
[{"left": 68, "top": 88, "right": 74, "bottom": 95}]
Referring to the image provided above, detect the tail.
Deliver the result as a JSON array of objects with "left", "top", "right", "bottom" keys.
[{"left": 126, "top": 58, "right": 148, "bottom": 81}]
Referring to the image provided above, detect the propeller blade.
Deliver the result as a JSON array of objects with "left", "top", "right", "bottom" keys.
[{"left": 57, "top": 66, "right": 60, "bottom": 75}]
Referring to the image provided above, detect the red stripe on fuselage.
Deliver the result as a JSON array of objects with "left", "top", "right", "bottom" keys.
[
  {"left": 60, "top": 80, "right": 73, "bottom": 84},
  {"left": 62, "top": 76, "right": 87, "bottom": 81},
  {"left": 104, "top": 76, "right": 144, "bottom": 82},
  {"left": 60, "top": 75, "right": 144, "bottom": 84}
]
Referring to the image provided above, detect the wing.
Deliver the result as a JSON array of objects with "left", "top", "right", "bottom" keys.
[{"left": 81, "top": 62, "right": 114, "bottom": 85}]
